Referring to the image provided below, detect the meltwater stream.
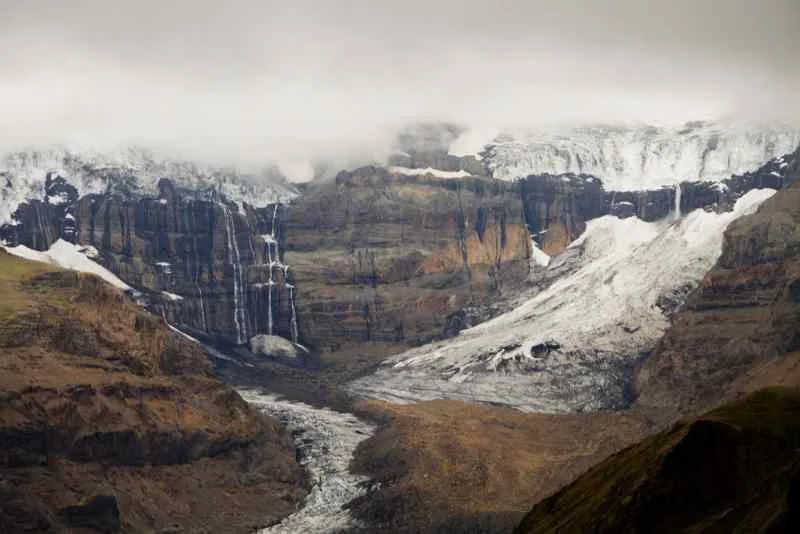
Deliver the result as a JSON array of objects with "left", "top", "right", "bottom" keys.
[{"left": 239, "top": 390, "right": 376, "bottom": 534}]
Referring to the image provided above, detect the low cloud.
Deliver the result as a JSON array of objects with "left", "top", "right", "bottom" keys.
[{"left": 0, "top": 0, "right": 798, "bottom": 174}]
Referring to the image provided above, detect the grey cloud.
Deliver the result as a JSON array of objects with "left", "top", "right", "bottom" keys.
[{"left": 0, "top": 0, "right": 797, "bottom": 167}]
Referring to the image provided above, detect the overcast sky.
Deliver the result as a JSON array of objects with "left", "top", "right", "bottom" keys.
[{"left": 0, "top": 0, "right": 798, "bottom": 168}]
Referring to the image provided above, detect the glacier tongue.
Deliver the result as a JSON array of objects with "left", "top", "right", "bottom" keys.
[
  {"left": 348, "top": 188, "right": 778, "bottom": 413},
  {"left": 476, "top": 122, "right": 800, "bottom": 190}
]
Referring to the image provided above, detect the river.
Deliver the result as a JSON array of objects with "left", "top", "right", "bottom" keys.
[{"left": 238, "top": 390, "right": 376, "bottom": 534}]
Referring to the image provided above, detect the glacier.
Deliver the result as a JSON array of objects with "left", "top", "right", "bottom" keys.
[
  {"left": 0, "top": 146, "right": 298, "bottom": 225},
  {"left": 348, "top": 188, "right": 777, "bottom": 413},
  {"left": 454, "top": 121, "right": 800, "bottom": 190}
]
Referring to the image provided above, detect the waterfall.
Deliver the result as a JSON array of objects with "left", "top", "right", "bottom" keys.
[
  {"left": 268, "top": 265, "right": 274, "bottom": 336},
  {"left": 674, "top": 182, "right": 682, "bottom": 219},
  {"left": 219, "top": 202, "right": 247, "bottom": 345},
  {"left": 259, "top": 203, "right": 300, "bottom": 344},
  {"left": 288, "top": 283, "right": 299, "bottom": 344},
  {"left": 196, "top": 281, "right": 208, "bottom": 333}
]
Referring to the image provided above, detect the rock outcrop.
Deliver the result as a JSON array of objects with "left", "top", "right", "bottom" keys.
[
  {"left": 285, "top": 167, "right": 531, "bottom": 350},
  {"left": 635, "top": 170, "right": 800, "bottom": 420},
  {"left": 0, "top": 251, "right": 306, "bottom": 533}
]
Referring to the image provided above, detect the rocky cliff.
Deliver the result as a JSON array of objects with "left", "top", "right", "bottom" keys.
[
  {"left": 2, "top": 145, "right": 796, "bottom": 353},
  {"left": 2, "top": 179, "right": 300, "bottom": 348},
  {"left": 0, "top": 251, "right": 305, "bottom": 533},
  {"left": 284, "top": 167, "right": 531, "bottom": 350},
  {"left": 635, "top": 166, "right": 800, "bottom": 420},
  {"left": 519, "top": 147, "right": 799, "bottom": 255}
]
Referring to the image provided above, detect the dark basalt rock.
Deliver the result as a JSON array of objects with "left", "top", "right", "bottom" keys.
[
  {"left": 60, "top": 495, "right": 121, "bottom": 533},
  {"left": 2, "top": 181, "right": 299, "bottom": 346}
]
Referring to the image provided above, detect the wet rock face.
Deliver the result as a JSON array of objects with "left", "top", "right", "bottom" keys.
[
  {"left": 518, "top": 174, "right": 606, "bottom": 254},
  {"left": 519, "top": 148, "right": 800, "bottom": 256},
  {"left": 285, "top": 167, "right": 531, "bottom": 350},
  {"left": 3, "top": 180, "right": 299, "bottom": 346}
]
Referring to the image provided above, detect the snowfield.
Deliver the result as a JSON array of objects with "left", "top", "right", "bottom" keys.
[
  {"left": 2, "top": 238, "right": 131, "bottom": 290},
  {"left": 348, "top": 189, "right": 777, "bottom": 413},
  {"left": 239, "top": 391, "right": 375, "bottom": 534}
]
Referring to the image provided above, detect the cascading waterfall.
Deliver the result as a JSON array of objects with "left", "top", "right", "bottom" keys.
[
  {"left": 268, "top": 266, "right": 274, "bottom": 336},
  {"left": 674, "top": 182, "right": 682, "bottom": 219},
  {"left": 288, "top": 283, "right": 299, "bottom": 344},
  {"left": 219, "top": 202, "right": 247, "bottom": 344},
  {"left": 260, "top": 203, "right": 300, "bottom": 344},
  {"left": 196, "top": 280, "right": 208, "bottom": 333}
]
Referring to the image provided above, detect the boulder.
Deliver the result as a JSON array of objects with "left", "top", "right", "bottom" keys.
[{"left": 250, "top": 334, "right": 298, "bottom": 359}]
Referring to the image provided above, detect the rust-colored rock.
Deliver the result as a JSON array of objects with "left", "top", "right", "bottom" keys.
[{"left": 286, "top": 168, "right": 531, "bottom": 350}]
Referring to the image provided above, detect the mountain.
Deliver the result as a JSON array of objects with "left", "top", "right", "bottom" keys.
[
  {"left": 514, "top": 387, "right": 800, "bottom": 534},
  {"left": 0, "top": 250, "right": 305, "bottom": 533}
]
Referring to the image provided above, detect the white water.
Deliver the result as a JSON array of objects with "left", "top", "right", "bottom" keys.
[
  {"left": 674, "top": 183, "right": 682, "bottom": 219},
  {"left": 196, "top": 281, "right": 208, "bottom": 333},
  {"left": 239, "top": 390, "right": 375, "bottom": 534},
  {"left": 268, "top": 270, "right": 274, "bottom": 336},
  {"left": 288, "top": 284, "right": 299, "bottom": 344},
  {"left": 219, "top": 202, "right": 247, "bottom": 344}
]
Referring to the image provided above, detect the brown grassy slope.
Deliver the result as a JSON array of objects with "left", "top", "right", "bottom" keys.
[
  {"left": 0, "top": 250, "right": 305, "bottom": 533},
  {"left": 514, "top": 387, "right": 800, "bottom": 534},
  {"left": 348, "top": 400, "right": 648, "bottom": 534}
]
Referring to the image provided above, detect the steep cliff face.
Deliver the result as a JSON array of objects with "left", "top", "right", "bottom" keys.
[
  {"left": 518, "top": 174, "right": 606, "bottom": 254},
  {"left": 0, "top": 251, "right": 305, "bottom": 533},
  {"left": 635, "top": 173, "right": 800, "bottom": 420},
  {"left": 519, "top": 149, "right": 798, "bottom": 256},
  {"left": 2, "top": 179, "right": 300, "bottom": 347},
  {"left": 285, "top": 167, "right": 531, "bottom": 350}
]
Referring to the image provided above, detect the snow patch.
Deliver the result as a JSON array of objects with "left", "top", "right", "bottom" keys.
[
  {"left": 530, "top": 240, "right": 551, "bottom": 268},
  {"left": 389, "top": 166, "right": 472, "bottom": 179},
  {"left": 2, "top": 239, "right": 130, "bottom": 290}
]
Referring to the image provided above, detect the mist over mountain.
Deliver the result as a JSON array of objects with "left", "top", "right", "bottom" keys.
[{"left": 1, "top": 1, "right": 798, "bottom": 168}]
